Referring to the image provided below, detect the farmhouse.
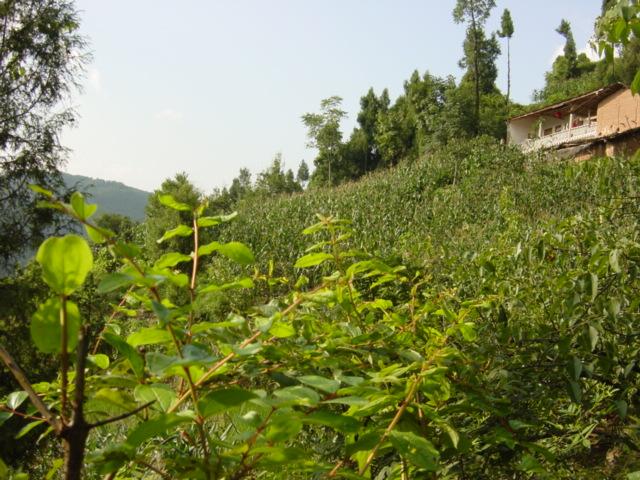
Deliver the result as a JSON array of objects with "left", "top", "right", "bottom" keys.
[{"left": 507, "top": 83, "right": 640, "bottom": 159}]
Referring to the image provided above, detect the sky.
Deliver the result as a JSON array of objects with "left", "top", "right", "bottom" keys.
[{"left": 62, "top": 0, "right": 603, "bottom": 193}]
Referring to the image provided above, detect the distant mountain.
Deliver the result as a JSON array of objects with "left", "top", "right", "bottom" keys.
[{"left": 63, "top": 173, "right": 150, "bottom": 221}]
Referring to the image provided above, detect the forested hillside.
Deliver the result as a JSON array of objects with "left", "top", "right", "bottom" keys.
[{"left": 62, "top": 174, "right": 149, "bottom": 221}]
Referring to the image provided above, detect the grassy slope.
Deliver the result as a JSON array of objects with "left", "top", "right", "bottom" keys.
[{"left": 220, "top": 138, "right": 639, "bottom": 278}]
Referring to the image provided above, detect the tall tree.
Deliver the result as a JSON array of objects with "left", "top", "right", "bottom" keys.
[
  {"left": 356, "top": 88, "right": 389, "bottom": 172},
  {"left": 144, "top": 173, "right": 203, "bottom": 262},
  {"left": 0, "top": 0, "right": 86, "bottom": 270},
  {"left": 556, "top": 19, "right": 578, "bottom": 78},
  {"left": 498, "top": 8, "right": 515, "bottom": 114},
  {"left": 453, "top": 0, "right": 496, "bottom": 134},
  {"left": 296, "top": 160, "right": 309, "bottom": 186},
  {"left": 302, "top": 96, "right": 346, "bottom": 186}
]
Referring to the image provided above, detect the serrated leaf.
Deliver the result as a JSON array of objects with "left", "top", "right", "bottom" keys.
[
  {"left": 31, "top": 298, "right": 80, "bottom": 354},
  {"left": 294, "top": 252, "right": 333, "bottom": 268},
  {"left": 36, "top": 235, "right": 93, "bottom": 295}
]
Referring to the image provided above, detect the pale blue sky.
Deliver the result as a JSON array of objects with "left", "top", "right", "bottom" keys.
[{"left": 63, "top": 1, "right": 602, "bottom": 193}]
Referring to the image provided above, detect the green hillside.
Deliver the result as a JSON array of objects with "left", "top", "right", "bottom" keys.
[{"left": 62, "top": 173, "right": 149, "bottom": 221}]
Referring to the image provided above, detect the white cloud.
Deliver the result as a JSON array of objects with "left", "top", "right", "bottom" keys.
[
  {"left": 550, "top": 40, "right": 606, "bottom": 66},
  {"left": 88, "top": 67, "right": 102, "bottom": 93},
  {"left": 154, "top": 108, "right": 184, "bottom": 122},
  {"left": 549, "top": 44, "right": 564, "bottom": 65}
]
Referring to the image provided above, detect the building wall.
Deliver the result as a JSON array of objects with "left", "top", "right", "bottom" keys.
[
  {"left": 597, "top": 89, "right": 640, "bottom": 136},
  {"left": 507, "top": 118, "right": 535, "bottom": 144}
]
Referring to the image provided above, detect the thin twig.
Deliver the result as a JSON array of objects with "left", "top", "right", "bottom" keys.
[
  {"left": 89, "top": 401, "right": 155, "bottom": 429},
  {"left": 0, "top": 343, "right": 60, "bottom": 432},
  {"left": 359, "top": 376, "right": 422, "bottom": 476}
]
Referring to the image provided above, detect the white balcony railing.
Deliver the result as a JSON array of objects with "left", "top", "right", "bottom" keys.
[{"left": 520, "top": 123, "right": 598, "bottom": 153}]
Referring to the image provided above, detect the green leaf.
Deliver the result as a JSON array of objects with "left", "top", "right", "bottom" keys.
[
  {"left": 198, "top": 387, "right": 257, "bottom": 418},
  {"left": 157, "top": 225, "right": 193, "bottom": 243},
  {"left": 459, "top": 322, "right": 477, "bottom": 342},
  {"left": 70, "top": 191, "right": 97, "bottom": 220},
  {"left": 294, "top": 252, "right": 333, "bottom": 268},
  {"left": 29, "top": 184, "right": 53, "bottom": 197},
  {"left": 103, "top": 332, "right": 144, "bottom": 379},
  {"left": 97, "top": 273, "right": 136, "bottom": 293},
  {"left": 196, "top": 212, "right": 237, "bottom": 227},
  {"left": 303, "top": 410, "right": 360, "bottom": 433},
  {"left": 609, "top": 249, "right": 621, "bottom": 273},
  {"left": 298, "top": 375, "right": 340, "bottom": 394},
  {"left": 269, "top": 322, "right": 296, "bottom": 338},
  {"left": 441, "top": 423, "right": 460, "bottom": 449},
  {"left": 627, "top": 472, "right": 640, "bottom": 480},
  {"left": 31, "top": 298, "right": 80, "bottom": 354},
  {"left": 158, "top": 194, "right": 192, "bottom": 212},
  {"left": 217, "top": 242, "right": 255, "bottom": 265},
  {"left": 273, "top": 386, "right": 320, "bottom": 406},
  {"left": 15, "top": 419, "right": 45, "bottom": 439},
  {"left": 127, "top": 328, "right": 173, "bottom": 347},
  {"left": 7, "top": 391, "right": 28, "bottom": 410},
  {"left": 567, "top": 380, "right": 582, "bottom": 404},
  {"left": 197, "top": 241, "right": 221, "bottom": 257},
  {"left": 198, "top": 277, "right": 254, "bottom": 294},
  {"left": 615, "top": 399, "right": 628, "bottom": 419},
  {"left": 588, "top": 325, "right": 599, "bottom": 351},
  {"left": 0, "top": 412, "right": 12, "bottom": 427},
  {"left": 265, "top": 410, "right": 302, "bottom": 441},
  {"left": 389, "top": 430, "right": 439, "bottom": 470},
  {"left": 134, "top": 384, "right": 176, "bottom": 412},
  {"left": 126, "top": 414, "right": 191, "bottom": 448},
  {"left": 567, "top": 356, "right": 582, "bottom": 381},
  {"left": 154, "top": 252, "right": 192, "bottom": 269},
  {"left": 85, "top": 223, "right": 112, "bottom": 243},
  {"left": 88, "top": 354, "right": 110, "bottom": 369},
  {"left": 36, "top": 235, "right": 93, "bottom": 295},
  {"left": 632, "top": 70, "right": 640, "bottom": 95}
]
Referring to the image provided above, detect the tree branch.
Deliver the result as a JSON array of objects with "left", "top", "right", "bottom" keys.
[
  {"left": 88, "top": 400, "right": 155, "bottom": 429},
  {"left": 0, "top": 343, "right": 61, "bottom": 432}
]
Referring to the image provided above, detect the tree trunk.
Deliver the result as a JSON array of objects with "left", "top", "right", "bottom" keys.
[
  {"left": 62, "top": 422, "right": 89, "bottom": 480},
  {"left": 471, "top": 11, "right": 481, "bottom": 136},
  {"left": 506, "top": 37, "right": 511, "bottom": 116}
]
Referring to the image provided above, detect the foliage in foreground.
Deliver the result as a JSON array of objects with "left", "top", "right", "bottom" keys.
[{"left": 1, "top": 148, "right": 640, "bottom": 478}]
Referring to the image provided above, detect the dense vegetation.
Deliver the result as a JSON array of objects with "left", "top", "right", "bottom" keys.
[{"left": 3, "top": 1, "right": 640, "bottom": 479}]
